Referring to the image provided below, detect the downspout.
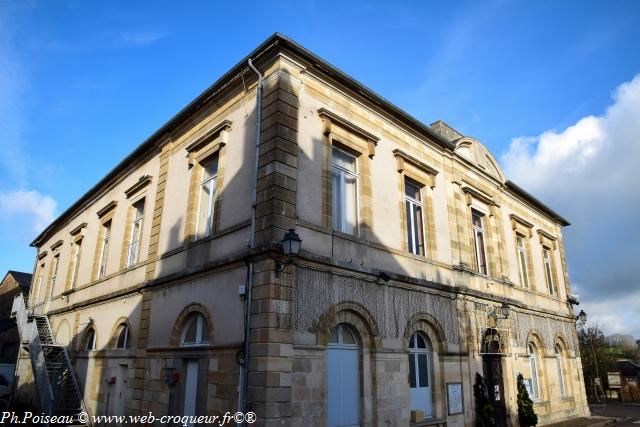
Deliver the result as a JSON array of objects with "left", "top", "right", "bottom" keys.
[{"left": 240, "top": 58, "right": 263, "bottom": 418}]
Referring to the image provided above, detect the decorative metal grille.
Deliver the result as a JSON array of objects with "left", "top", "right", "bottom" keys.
[{"left": 294, "top": 266, "right": 460, "bottom": 344}]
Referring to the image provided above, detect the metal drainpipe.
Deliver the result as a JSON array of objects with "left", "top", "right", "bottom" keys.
[{"left": 240, "top": 58, "right": 263, "bottom": 420}]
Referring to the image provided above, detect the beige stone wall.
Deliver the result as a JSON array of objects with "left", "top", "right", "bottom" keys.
[{"left": 19, "top": 40, "right": 588, "bottom": 426}]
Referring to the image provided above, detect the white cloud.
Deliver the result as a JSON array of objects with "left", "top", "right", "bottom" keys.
[
  {"left": 118, "top": 31, "right": 166, "bottom": 47},
  {"left": 501, "top": 74, "right": 640, "bottom": 338},
  {"left": 0, "top": 190, "right": 57, "bottom": 232}
]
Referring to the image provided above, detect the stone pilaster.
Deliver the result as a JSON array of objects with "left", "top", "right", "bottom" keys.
[{"left": 248, "top": 65, "right": 299, "bottom": 426}]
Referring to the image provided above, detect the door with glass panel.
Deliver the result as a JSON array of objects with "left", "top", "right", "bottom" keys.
[
  {"left": 408, "top": 332, "right": 432, "bottom": 417},
  {"left": 327, "top": 324, "right": 359, "bottom": 427}
]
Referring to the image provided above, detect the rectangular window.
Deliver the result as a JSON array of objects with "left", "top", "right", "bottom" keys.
[
  {"left": 516, "top": 234, "right": 529, "bottom": 288},
  {"left": 98, "top": 220, "right": 111, "bottom": 279},
  {"left": 34, "top": 262, "right": 45, "bottom": 303},
  {"left": 472, "top": 210, "right": 488, "bottom": 275},
  {"left": 126, "top": 198, "right": 145, "bottom": 267},
  {"left": 50, "top": 254, "right": 60, "bottom": 295},
  {"left": 331, "top": 146, "right": 358, "bottom": 235},
  {"left": 543, "top": 247, "right": 555, "bottom": 295},
  {"left": 405, "top": 178, "right": 425, "bottom": 255},
  {"left": 196, "top": 155, "right": 219, "bottom": 239},
  {"left": 70, "top": 239, "right": 82, "bottom": 288}
]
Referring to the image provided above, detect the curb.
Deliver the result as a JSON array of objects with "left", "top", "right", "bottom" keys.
[{"left": 588, "top": 417, "right": 622, "bottom": 427}]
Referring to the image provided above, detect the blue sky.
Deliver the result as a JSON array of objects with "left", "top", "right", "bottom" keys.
[{"left": 1, "top": 1, "right": 639, "bottom": 336}]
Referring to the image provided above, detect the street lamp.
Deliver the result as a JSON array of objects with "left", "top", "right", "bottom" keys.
[
  {"left": 578, "top": 310, "right": 587, "bottom": 324},
  {"left": 500, "top": 302, "right": 510, "bottom": 318},
  {"left": 276, "top": 229, "right": 302, "bottom": 276}
]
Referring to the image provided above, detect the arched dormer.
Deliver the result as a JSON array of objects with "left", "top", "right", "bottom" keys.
[{"left": 454, "top": 137, "right": 506, "bottom": 183}]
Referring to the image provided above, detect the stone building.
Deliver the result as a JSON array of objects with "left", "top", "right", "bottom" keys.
[
  {"left": 13, "top": 34, "right": 589, "bottom": 426},
  {"left": 0, "top": 271, "right": 31, "bottom": 372}
]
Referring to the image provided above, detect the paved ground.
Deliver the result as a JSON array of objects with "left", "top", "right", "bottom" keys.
[
  {"left": 545, "top": 403, "right": 640, "bottom": 427},
  {"left": 590, "top": 403, "right": 640, "bottom": 426}
]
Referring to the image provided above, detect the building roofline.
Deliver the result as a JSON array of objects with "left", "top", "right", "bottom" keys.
[
  {"left": 31, "top": 33, "right": 568, "bottom": 246},
  {"left": 505, "top": 180, "right": 570, "bottom": 226}
]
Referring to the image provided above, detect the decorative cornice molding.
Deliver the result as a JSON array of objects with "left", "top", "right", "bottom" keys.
[
  {"left": 124, "top": 175, "right": 153, "bottom": 199},
  {"left": 537, "top": 229, "right": 557, "bottom": 242},
  {"left": 509, "top": 213, "right": 534, "bottom": 229},
  {"left": 184, "top": 120, "right": 232, "bottom": 153},
  {"left": 392, "top": 149, "right": 439, "bottom": 189},
  {"left": 96, "top": 200, "right": 117, "bottom": 218},
  {"left": 37, "top": 250, "right": 48, "bottom": 260},
  {"left": 50, "top": 240, "right": 64, "bottom": 251},
  {"left": 317, "top": 108, "right": 379, "bottom": 158},
  {"left": 461, "top": 185, "right": 498, "bottom": 208},
  {"left": 69, "top": 222, "right": 88, "bottom": 236}
]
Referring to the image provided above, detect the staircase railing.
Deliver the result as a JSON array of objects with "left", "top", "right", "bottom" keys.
[
  {"left": 12, "top": 294, "right": 91, "bottom": 426},
  {"left": 12, "top": 294, "right": 54, "bottom": 415},
  {"left": 28, "top": 334, "right": 54, "bottom": 416}
]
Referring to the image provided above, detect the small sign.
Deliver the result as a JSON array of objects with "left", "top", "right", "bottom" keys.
[
  {"left": 447, "top": 382, "right": 464, "bottom": 415},
  {"left": 608, "top": 372, "right": 622, "bottom": 389}
]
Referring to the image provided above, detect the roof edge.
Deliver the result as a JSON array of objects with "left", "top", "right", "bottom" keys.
[
  {"left": 30, "top": 33, "right": 456, "bottom": 247},
  {"left": 505, "top": 180, "right": 570, "bottom": 227}
]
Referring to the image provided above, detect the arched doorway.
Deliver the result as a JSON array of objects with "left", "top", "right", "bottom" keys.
[
  {"left": 481, "top": 328, "right": 507, "bottom": 426},
  {"left": 327, "top": 324, "right": 360, "bottom": 427},
  {"left": 408, "top": 332, "right": 433, "bottom": 417}
]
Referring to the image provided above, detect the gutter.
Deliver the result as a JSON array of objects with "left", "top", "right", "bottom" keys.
[
  {"left": 505, "top": 180, "right": 570, "bottom": 226},
  {"left": 239, "top": 58, "right": 263, "bottom": 418}
]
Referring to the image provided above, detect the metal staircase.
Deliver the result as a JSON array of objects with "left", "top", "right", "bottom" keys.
[{"left": 11, "top": 294, "right": 91, "bottom": 426}]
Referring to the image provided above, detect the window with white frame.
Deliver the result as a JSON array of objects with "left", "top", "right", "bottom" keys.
[
  {"left": 472, "top": 210, "right": 488, "bottom": 275},
  {"left": 528, "top": 343, "right": 540, "bottom": 400},
  {"left": 115, "top": 324, "right": 130, "bottom": 349},
  {"left": 126, "top": 198, "right": 145, "bottom": 267},
  {"left": 516, "top": 234, "right": 529, "bottom": 288},
  {"left": 331, "top": 146, "right": 358, "bottom": 235},
  {"left": 98, "top": 220, "right": 111, "bottom": 279},
  {"left": 405, "top": 179, "right": 425, "bottom": 256},
  {"left": 543, "top": 247, "right": 555, "bottom": 295},
  {"left": 555, "top": 345, "right": 566, "bottom": 396},
  {"left": 408, "top": 332, "right": 434, "bottom": 417},
  {"left": 70, "top": 239, "right": 82, "bottom": 288},
  {"left": 181, "top": 313, "right": 209, "bottom": 346},
  {"left": 196, "top": 155, "right": 219, "bottom": 239}
]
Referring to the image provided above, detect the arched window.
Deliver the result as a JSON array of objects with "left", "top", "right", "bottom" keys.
[
  {"left": 528, "top": 343, "right": 540, "bottom": 400},
  {"left": 409, "top": 332, "right": 433, "bottom": 418},
  {"left": 555, "top": 344, "right": 566, "bottom": 396},
  {"left": 181, "top": 313, "right": 208, "bottom": 346},
  {"left": 115, "top": 324, "right": 130, "bottom": 349},
  {"left": 85, "top": 328, "right": 96, "bottom": 351}
]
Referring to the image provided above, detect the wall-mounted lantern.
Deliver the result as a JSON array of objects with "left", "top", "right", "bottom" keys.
[{"left": 276, "top": 229, "right": 302, "bottom": 276}]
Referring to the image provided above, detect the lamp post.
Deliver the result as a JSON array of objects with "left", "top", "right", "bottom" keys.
[
  {"left": 276, "top": 229, "right": 302, "bottom": 276},
  {"left": 577, "top": 310, "right": 604, "bottom": 405}
]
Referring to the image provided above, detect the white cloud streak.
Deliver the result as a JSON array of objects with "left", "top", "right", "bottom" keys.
[
  {"left": 0, "top": 190, "right": 57, "bottom": 232},
  {"left": 501, "top": 74, "right": 640, "bottom": 337}
]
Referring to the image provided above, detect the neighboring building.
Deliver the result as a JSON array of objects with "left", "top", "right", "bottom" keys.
[
  {"left": 618, "top": 359, "right": 640, "bottom": 386},
  {"left": 13, "top": 34, "right": 589, "bottom": 426},
  {"left": 0, "top": 271, "right": 31, "bottom": 398}
]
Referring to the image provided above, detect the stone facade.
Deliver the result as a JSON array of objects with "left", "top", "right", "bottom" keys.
[{"left": 13, "top": 34, "right": 589, "bottom": 426}]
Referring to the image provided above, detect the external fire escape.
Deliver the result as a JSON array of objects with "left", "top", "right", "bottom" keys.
[{"left": 11, "top": 294, "right": 91, "bottom": 426}]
